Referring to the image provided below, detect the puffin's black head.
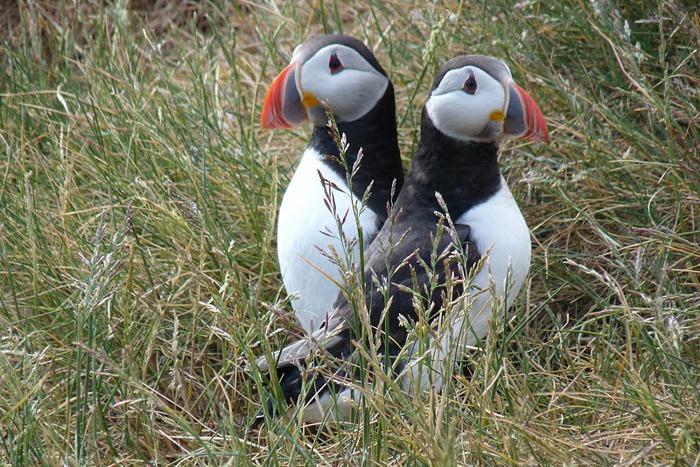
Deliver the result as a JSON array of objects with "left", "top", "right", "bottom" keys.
[
  {"left": 262, "top": 34, "right": 391, "bottom": 129},
  {"left": 424, "top": 55, "right": 550, "bottom": 144}
]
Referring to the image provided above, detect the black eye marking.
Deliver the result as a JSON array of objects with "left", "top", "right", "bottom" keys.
[
  {"left": 463, "top": 74, "right": 477, "bottom": 94},
  {"left": 329, "top": 52, "right": 344, "bottom": 74}
]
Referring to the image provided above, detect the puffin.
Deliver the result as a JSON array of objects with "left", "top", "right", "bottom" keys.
[
  {"left": 261, "top": 35, "right": 404, "bottom": 334},
  {"left": 256, "top": 55, "right": 550, "bottom": 423}
]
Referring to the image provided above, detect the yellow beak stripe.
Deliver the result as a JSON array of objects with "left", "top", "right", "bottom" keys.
[
  {"left": 302, "top": 92, "right": 319, "bottom": 108},
  {"left": 489, "top": 110, "right": 505, "bottom": 122}
]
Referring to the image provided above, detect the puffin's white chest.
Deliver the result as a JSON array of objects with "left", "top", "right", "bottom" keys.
[
  {"left": 456, "top": 179, "right": 531, "bottom": 326},
  {"left": 277, "top": 147, "right": 379, "bottom": 333}
]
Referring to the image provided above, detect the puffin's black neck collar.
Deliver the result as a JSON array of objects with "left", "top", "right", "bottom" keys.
[
  {"left": 308, "top": 85, "right": 404, "bottom": 218},
  {"left": 400, "top": 110, "right": 503, "bottom": 218}
]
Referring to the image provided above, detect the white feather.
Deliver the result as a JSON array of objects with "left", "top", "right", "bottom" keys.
[
  {"left": 277, "top": 147, "right": 379, "bottom": 333},
  {"left": 296, "top": 386, "right": 360, "bottom": 423}
]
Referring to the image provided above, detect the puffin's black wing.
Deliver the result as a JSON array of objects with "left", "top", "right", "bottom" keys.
[
  {"left": 255, "top": 308, "right": 351, "bottom": 372},
  {"left": 359, "top": 210, "right": 481, "bottom": 353},
  {"left": 257, "top": 212, "right": 481, "bottom": 368},
  {"left": 255, "top": 209, "right": 481, "bottom": 412}
]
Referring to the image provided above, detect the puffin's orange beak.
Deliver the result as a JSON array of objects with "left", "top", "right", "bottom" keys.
[
  {"left": 261, "top": 62, "right": 308, "bottom": 130},
  {"left": 504, "top": 80, "right": 550, "bottom": 144}
]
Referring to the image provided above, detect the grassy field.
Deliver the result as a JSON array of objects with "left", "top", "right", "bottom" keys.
[{"left": 1, "top": 0, "right": 698, "bottom": 464}]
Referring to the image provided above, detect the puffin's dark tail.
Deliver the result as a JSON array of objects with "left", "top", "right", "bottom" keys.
[
  {"left": 251, "top": 365, "right": 335, "bottom": 427},
  {"left": 250, "top": 405, "right": 268, "bottom": 429},
  {"left": 251, "top": 317, "right": 354, "bottom": 426}
]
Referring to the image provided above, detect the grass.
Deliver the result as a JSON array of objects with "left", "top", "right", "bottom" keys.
[{"left": 1, "top": 0, "right": 698, "bottom": 464}]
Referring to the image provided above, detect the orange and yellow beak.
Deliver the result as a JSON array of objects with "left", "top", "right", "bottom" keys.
[
  {"left": 504, "top": 79, "right": 550, "bottom": 144},
  {"left": 261, "top": 61, "right": 309, "bottom": 130}
]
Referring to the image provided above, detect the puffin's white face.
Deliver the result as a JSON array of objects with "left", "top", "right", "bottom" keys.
[
  {"left": 425, "top": 58, "right": 549, "bottom": 144},
  {"left": 261, "top": 38, "right": 390, "bottom": 129},
  {"left": 297, "top": 44, "right": 388, "bottom": 124},
  {"left": 426, "top": 66, "right": 509, "bottom": 142}
]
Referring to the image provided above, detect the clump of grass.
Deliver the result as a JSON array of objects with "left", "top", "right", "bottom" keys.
[{"left": 1, "top": 0, "right": 698, "bottom": 464}]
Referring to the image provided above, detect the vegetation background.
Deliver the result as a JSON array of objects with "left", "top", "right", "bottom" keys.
[{"left": 1, "top": 0, "right": 698, "bottom": 464}]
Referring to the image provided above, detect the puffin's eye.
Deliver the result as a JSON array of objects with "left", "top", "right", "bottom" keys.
[
  {"left": 329, "top": 52, "right": 344, "bottom": 74},
  {"left": 463, "top": 75, "right": 477, "bottom": 94}
]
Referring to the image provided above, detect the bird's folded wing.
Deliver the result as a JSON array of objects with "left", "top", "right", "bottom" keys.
[{"left": 255, "top": 308, "right": 351, "bottom": 372}]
